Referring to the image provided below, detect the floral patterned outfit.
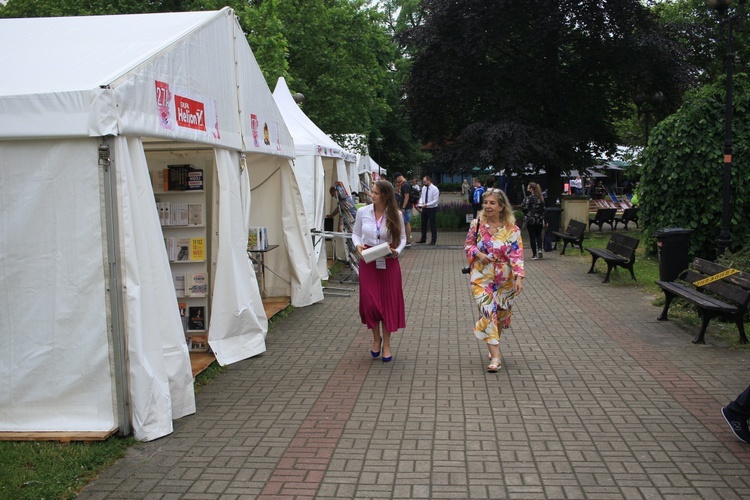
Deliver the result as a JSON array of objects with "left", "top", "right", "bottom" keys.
[{"left": 464, "top": 220, "right": 525, "bottom": 343}]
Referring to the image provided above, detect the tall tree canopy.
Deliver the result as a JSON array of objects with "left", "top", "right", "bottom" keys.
[{"left": 404, "top": 0, "right": 693, "bottom": 202}]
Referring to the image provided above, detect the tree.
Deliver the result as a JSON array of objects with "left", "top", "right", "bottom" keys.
[
  {"left": 404, "top": 0, "right": 693, "bottom": 204},
  {"left": 640, "top": 74, "right": 750, "bottom": 259}
]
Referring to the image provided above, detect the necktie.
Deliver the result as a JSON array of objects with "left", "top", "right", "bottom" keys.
[{"left": 424, "top": 185, "right": 429, "bottom": 207}]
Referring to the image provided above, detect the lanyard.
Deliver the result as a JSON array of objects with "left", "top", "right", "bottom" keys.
[{"left": 375, "top": 212, "right": 385, "bottom": 243}]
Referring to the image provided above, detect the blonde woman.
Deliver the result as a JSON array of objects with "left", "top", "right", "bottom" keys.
[{"left": 464, "top": 189, "right": 524, "bottom": 372}]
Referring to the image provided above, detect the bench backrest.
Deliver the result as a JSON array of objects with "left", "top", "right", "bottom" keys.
[
  {"left": 594, "top": 208, "right": 617, "bottom": 221},
  {"left": 566, "top": 219, "right": 586, "bottom": 238},
  {"left": 605, "top": 233, "right": 639, "bottom": 259},
  {"left": 622, "top": 207, "right": 638, "bottom": 221},
  {"left": 685, "top": 258, "right": 750, "bottom": 307}
]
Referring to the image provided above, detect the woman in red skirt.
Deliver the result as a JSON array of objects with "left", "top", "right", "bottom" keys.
[{"left": 353, "top": 180, "right": 407, "bottom": 362}]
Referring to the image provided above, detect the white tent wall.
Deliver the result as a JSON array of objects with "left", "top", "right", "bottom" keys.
[
  {"left": 209, "top": 148, "right": 269, "bottom": 365},
  {"left": 0, "top": 139, "right": 117, "bottom": 433},
  {"left": 115, "top": 137, "right": 196, "bottom": 440},
  {"left": 246, "top": 154, "right": 323, "bottom": 306}
]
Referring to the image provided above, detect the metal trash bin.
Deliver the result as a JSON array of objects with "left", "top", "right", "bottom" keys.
[{"left": 655, "top": 228, "right": 693, "bottom": 282}]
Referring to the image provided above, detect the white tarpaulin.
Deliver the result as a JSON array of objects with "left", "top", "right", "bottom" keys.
[
  {"left": 0, "top": 8, "right": 312, "bottom": 441},
  {"left": 273, "top": 77, "right": 355, "bottom": 277}
]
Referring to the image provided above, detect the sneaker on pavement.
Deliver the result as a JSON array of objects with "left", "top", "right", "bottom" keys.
[
  {"left": 722, "top": 406, "right": 750, "bottom": 443},
  {"left": 405, "top": 243, "right": 412, "bottom": 248}
]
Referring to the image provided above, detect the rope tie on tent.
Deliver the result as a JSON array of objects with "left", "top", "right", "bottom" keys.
[{"left": 251, "top": 167, "right": 281, "bottom": 192}]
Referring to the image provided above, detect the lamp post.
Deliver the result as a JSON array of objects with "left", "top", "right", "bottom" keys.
[
  {"left": 292, "top": 92, "right": 305, "bottom": 105},
  {"left": 375, "top": 137, "right": 383, "bottom": 178},
  {"left": 633, "top": 91, "right": 664, "bottom": 145},
  {"left": 709, "top": 0, "right": 745, "bottom": 255}
]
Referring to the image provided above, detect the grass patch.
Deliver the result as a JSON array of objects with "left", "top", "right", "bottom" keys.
[
  {"left": 0, "top": 436, "right": 136, "bottom": 499},
  {"left": 563, "top": 229, "right": 749, "bottom": 348}
]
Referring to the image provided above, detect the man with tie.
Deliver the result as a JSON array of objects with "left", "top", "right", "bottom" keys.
[{"left": 417, "top": 175, "right": 440, "bottom": 245}]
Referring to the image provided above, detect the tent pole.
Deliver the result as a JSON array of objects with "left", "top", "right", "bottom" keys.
[{"left": 100, "top": 136, "right": 132, "bottom": 437}]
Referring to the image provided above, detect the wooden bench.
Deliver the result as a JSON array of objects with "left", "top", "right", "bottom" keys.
[
  {"left": 585, "top": 233, "right": 639, "bottom": 283},
  {"left": 613, "top": 207, "right": 639, "bottom": 230},
  {"left": 656, "top": 258, "right": 750, "bottom": 344},
  {"left": 550, "top": 219, "right": 586, "bottom": 255},
  {"left": 589, "top": 208, "right": 617, "bottom": 231}
]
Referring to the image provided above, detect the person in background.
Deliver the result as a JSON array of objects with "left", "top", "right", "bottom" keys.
[
  {"left": 461, "top": 178, "right": 470, "bottom": 200},
  {"left": 722, "top": 385, "right": 750, "bottom": 443},
  {"left": 521, "top": 182, "right": 546, "bottom": 260},
  {"left": 471, "top": 178, "right": 485, "bottom": 220},
  {"left": 464, "top": 188, "right": 524, "bottom": 372},
  {"left": 394, "top": 172, "right": 413, "bottom": 247},
  {"left": 417, "top": 175, "right": 440, "bottom": 245},
  {"left": 353, "top": 180, "right": 407, "bottom": 363},
  {"left": 328, "top": 184, "right": 358, "bottom": 222}
]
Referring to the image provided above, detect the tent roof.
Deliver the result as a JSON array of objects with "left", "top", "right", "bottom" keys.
[
  {"left": 272, "top": 77, "right": 356, "bottom": 162},
  {"left": 0, "top": 8, "right": 294, "bottom": 157}
]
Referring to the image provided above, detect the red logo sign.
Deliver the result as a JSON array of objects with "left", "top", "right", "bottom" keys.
[{"left": 175, "top": 95, "right": 206, "bottom": 131}]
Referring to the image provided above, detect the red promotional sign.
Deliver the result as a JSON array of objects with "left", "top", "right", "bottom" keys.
[{"left": 175, "top": 95, "right": 206, "bottom": 131}]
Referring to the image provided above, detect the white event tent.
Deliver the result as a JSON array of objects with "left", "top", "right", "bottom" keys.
[
  {"left": 0, "top": 8, "right": 319, "bottom": 441},
  {"left": 272, "top": 77, "right": 357, "bottom": 277}
]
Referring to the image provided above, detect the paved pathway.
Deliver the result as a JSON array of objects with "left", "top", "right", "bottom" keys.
[{"left": 80, "top": 231, "right": 750, "bottom": 499}]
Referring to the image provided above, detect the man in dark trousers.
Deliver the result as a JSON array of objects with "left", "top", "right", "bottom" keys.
[
  {"left": 722, "top": 385, "right": 750, "bottom": 443},
  {"left": 417, "top": 175, "right": 440, "bottom": 245},
  {"left": 470, "top": 177, "right": 485, "bottom": 219}
]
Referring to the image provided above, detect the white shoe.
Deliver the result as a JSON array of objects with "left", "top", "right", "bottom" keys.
[
  {"left": 538, "top": 252, "right": 543, "bottom": 259},
  {"left": 531, "top": 255, "right": 539, "bottom": 260}
]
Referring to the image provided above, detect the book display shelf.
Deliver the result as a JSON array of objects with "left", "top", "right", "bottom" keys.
[{"left": 148, "top": 152, "right": 212, "bottom": 354}]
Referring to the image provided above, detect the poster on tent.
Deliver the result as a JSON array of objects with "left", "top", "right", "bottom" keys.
[
  {"left": 155, "top": 80, "right": 221, "bottom": 139},
  {"left": 250, "top": 114, "right": 281, "bottom": 152}
]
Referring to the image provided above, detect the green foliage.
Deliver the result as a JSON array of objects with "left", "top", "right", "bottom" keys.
[
  {"left": 716, "top": 244, "right": 750, "bottom": 273},
  {"left": 640, "top": 74, "right": 750, "bottom": 259},
  {"left": 0, "top": 437, "right": 135, "bottom": 499}
]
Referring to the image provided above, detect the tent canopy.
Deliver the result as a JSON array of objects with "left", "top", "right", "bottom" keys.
[{"left": 0, "top": 8, "right": 294, "bottom": 158}]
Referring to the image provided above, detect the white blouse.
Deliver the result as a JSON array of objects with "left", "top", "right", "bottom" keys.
[{"left": 352, "top": 204, "right": 407, "bottom": 254}]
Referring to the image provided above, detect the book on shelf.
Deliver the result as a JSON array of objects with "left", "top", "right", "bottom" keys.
[
  {"left": 178, "top": 302, "right": 188, "bottom": 331},
  {"left": 247, "top": 227, "right": 268, "bottom": 251},
  {"left": 186, "top": 272, "right": 207, "bottom": 297},
  {"left": 188, "top": 306, "right": 206, "bottom": 331},
  {"left": 190, "top": 237, "right": 206, "bottom": 261},
  {"left": 188, "top": 204, "right": 203, "bottom": 226},
  {"left": 152, "top": 169, "right": 168, "bottom": 193},
  {"left": 166, "top": 164, "right": 203, "bottom": 191},
  {"left": 187, "top": 169, "right": 204, "bottom": 191},
  {"left": 168, "top": 237, "right": 190, "bottom": 262},
  {"left": 189, "top": 334, "right": 208, "bottom": 351},
  {"left": 173, "top": 273, "right": 185, "bottom": 297}
]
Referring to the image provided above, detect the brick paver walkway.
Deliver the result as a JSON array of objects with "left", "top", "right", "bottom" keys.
[{"left": 80, "top": 231, "right": 750, "bottom": 499}]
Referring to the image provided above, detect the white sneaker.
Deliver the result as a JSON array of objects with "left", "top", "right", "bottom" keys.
[
  {"left": 531, "top": 255, "right": 539, "bottom": 260},
  {"left": 538, "top": 252, "right": 543, "bottom": 259}
]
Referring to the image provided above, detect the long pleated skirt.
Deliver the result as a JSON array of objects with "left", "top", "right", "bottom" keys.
[{"left": 358, "top": 257, "right": 406, "bottom": 333}]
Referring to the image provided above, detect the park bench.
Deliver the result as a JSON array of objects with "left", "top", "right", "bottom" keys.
[
  {"left": 613, "top": 207, "right": 639, "bottom": 230},
  {"left": 656, "top": 258, "right": 750, "bottom": 345},
  {"left": 585, "top": 233, "right": 639, "bottom": 283},
  {"left": 550, "top": 219, "right": 586, "bottom": 255},
  {"left": 589, "top": 208, "right": 617, "bottom": 231}
]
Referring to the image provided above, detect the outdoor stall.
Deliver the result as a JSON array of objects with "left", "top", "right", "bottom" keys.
[
  {"left": 273, "top": 77, "right": 357, "bottom": 278},
  {"left": 0, "top": 8, "right": 317, "bottom": 442}
]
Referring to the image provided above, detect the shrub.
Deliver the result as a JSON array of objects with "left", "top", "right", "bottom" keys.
[
  {"left": 410, "top": 201, "right": 473, "bottom": 230},
  {"left": 640, "top": 73, "right": 750, "bottom": 259}
]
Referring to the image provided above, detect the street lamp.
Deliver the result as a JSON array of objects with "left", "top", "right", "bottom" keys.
[
  {"left": 709, "top": 0, "right": 745, "bottom": 255},
  {"left": 292, "top": 92, "right": 305, "bottom": 104},
  {"left": 633, "top": 90, "right": 664, "bottom": 144}
]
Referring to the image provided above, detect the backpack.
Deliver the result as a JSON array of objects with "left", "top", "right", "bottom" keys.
[{"left": 410, "top": 184, "right": 421, "bottom": 205}]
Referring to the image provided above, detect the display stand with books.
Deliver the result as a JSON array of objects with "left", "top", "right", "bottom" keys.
[
  {"left": 152, "top": 163, "right": 211, "bottom": 353},
  {"left": 333, "top": 182, "right": 359, "bottom": 283}
]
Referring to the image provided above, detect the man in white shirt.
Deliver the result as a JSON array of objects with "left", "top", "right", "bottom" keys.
[{"left": 417, "top": 175, "right": 440, "bottom": 245}]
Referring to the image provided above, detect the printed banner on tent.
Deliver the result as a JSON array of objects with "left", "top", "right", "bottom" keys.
[
  {"left": 155, "top": 80, "right": 221, "bottom": 139},
  {"left": 250, "top": 113, "right": 281, "bottom": 152}
]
